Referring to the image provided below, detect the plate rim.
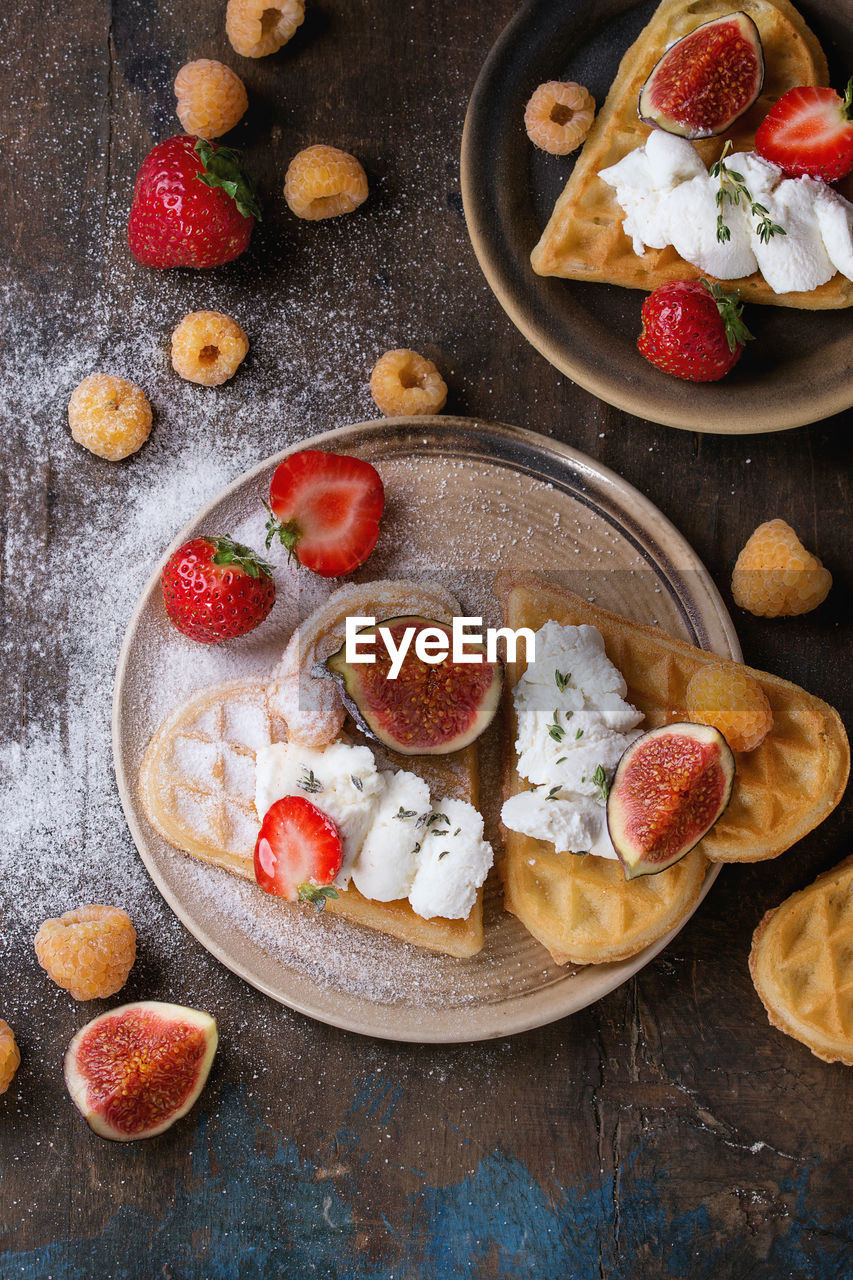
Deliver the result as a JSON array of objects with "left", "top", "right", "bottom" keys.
[
  {"left": 112, "top": 415, "right": 739, "bottom": 1042},
  {"left": 460, "top": 0, "right": 853, "bottom": 433}
]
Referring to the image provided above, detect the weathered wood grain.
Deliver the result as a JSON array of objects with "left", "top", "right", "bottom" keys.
[{"left": 0, "top": 1, "right": 850, "bottom": 1277}]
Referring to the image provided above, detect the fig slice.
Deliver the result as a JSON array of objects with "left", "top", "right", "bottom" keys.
[
  {"left": 638, "top": 13, "right": 764, "bottom": 139},
  {"left": 316, "top": 615, "right": 502, "bottom": 755},
  {"left": 64, "top": 1001, "right": 218, "bottom": 1141},
  {"left": 607, "top": 723, "right": 735, "bottom": 879}
]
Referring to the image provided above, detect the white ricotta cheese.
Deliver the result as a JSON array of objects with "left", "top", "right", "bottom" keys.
[
  {"left": 255, "top": 741, "right": 383, "bottom": 882},
  {"left": 255, "top": 740, "right": 493, "bottom": 918},
  {"left": 598, "top": 133, "right": 853, "bottom": 292},
  {"left": 409, "top": 797, "right": 493, "bottom": 920},
  {"left": 350, "top": 768, "right": 429, "bottom": 902},
  {"left": 500, "top": 623, "right": 644, "bottom": 860}
]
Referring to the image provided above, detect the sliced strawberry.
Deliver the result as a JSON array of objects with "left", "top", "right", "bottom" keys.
[
  {"left": 254, "top": 796, "right": 343, "bottom": 908},
  {"left": 755, "top": 80, "right": 853, "bottom": 183},
  {"left": 265, "top": 450, "right": 385, "bottom": 578}
]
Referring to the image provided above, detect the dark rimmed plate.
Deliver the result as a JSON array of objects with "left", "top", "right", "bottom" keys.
[{"left": 461, "top": 0, "right": 853, "bottom": 432}]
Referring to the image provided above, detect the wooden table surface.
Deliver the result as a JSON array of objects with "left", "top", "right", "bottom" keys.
[{"left": 1, "top": 1, "right": 850, "bottom": 1277}]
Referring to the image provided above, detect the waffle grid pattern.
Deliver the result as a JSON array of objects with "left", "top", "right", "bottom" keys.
[
  {"left": 750, "top": 856, "right": 853, "bottom": 1063},
  {"left": 496, "top": 572, "right": 848, "bottom": 965}
]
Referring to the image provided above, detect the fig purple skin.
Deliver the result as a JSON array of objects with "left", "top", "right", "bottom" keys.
[
  {"left": 638, "top": 13, "right": 765, "bottom": 140},
  {"left": 317, "top": 615, "right": 502, "bottom": 756},
  {"left": 64, "top": 1001, "right": 218, "bottom": 1141},
  {"left": 607, "top": 722, "right": 735, "bottom": 879}
]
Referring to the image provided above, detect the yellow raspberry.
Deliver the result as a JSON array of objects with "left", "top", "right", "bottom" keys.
[
  {"left": 370, "top": 349, "right": 448, "bottom": 417},
  {"left": 68, "top": 374, "right": 153, "bottom": 462},
  {"left": 524, "top": 81, "right": 595, "bottom": 154},
  {"left": 35, "top": 906, "right": 137, "bottom": 1001},
  {"left": 0, "top": 1020, "right": 20, "bottom": 1095},
  {"left": 226, "top": 0, "right": 305, "bottom": 58},
  {"left": 284, "top": 145, "right": 368, "bottom": 220},
  {"left": 685, "top": 663, "right": 773, "bottom": 753},
  {"left": 732, "top": 519, "right": 832, "bottom": 617},
  {"left": 171, "top": 311, "right": 249, "bottom": 386},
  {"left": 174, "top": 60, "right": 248, "bottom": 138}
]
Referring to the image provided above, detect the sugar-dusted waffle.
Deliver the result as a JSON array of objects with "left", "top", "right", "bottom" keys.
[
  {"left": 139, "top": 680, "right": 285, "bottom": 879},
  {"left": 495, "top": 572, "right": 849, "bottom": 964},
  {"left": 531, "top": 0, "right": 853, "bottom": 309},
  {"left": 139, "top": 682, "right": 486, "bottom": 959},
  {"left": 750, "top": 856, "right": 853, "bottom": 1064}
]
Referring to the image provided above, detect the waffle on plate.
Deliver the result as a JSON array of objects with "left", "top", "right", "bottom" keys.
[
  {"left": 495, "top": 571, "right": 849, "bottom": 965},
  {"left": 531, "top": 0, "right": 853, "bottom": 309}
]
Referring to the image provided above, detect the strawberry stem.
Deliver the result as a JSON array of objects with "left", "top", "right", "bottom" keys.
[
  {"left": 700, "top": 279, "right": 754, "bottom": 353},
  {"left": 194, "top": 139, "right": 262, "bottom": 221},
  {"left": 297, "top": 884, "right": 340, "bottom": 911},
  {"left": 264, "top": 503, "right": 301, "bottom": 562},
  {"left": 209, "top": 535, "right": 273, "bottom": 579}
]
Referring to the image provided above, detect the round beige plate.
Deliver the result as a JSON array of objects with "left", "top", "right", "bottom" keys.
[{"left": 113, "top": 417, "right": 739, "bottom": 1042}]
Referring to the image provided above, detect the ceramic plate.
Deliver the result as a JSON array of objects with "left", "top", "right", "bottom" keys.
[
  {"left": 113, "top": 417, "right": 739, "bottom": 1042},
  {"left": 461, "top": 0, "right": 853, "bottom": 432}
]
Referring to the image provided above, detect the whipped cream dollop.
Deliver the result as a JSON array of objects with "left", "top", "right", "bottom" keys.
[
  {"left": 255, "top": 741, "right": 493, "bottom": 919},
  {"left": 598, "top": 130, "right": 853, "bottom": 293},
  {"left": 500, "top": 622, "right": 643, "bottom": 860}
]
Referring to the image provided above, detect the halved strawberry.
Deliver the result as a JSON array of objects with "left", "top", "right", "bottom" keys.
[
  {"left": 254, "top": 796, "right": 343, "bottom": 908},
  {"left": 755, "top": 80, "right": 853, "bottom": 182},
  {"left": 265, "top": 450, "right": 384, "bottom": 577}
]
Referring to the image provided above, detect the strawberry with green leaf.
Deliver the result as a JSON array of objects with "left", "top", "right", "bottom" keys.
[
  {"left": 161, "top": 535, "right": 275, "bottom": 643},
  {"left": 637, "top": 279, "right": 753, "bottom": 382},
  {"left": 128, "top": 136, "right": 261, "bottom": 268}
]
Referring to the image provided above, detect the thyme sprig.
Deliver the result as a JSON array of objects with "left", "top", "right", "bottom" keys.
[
  {"left": 710, "top": 141, "right": 786, "bottom": 246},
  {"left": 593, "top": 765, "right": 610, "bottom": 804}
]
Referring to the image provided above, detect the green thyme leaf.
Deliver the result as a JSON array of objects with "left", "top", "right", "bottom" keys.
[
  {"left": 548, "top": 710, "right": 566, "bottom": 743},
  {"left": 593, "top": 765, "right": 610, "bottom": 804}
]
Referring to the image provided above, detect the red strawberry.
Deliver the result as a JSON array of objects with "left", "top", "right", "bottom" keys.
[
  {"left": 254, "top": 796, "right": 343, "bottom": 908},
  {"left": 161, "top": 536, "right": 275, "bottom": 643},
  {"left": 637, "top": 279, "right": 753, "bottom": 382},
  {"left": 128, "top": 136, "right": 260, "bottom": 268},
  {"left": 755, "top": 80, "right": 853, "bottom": 182},
  {"left": 265, "top": 450, "right": 385, "bottom": 578}
]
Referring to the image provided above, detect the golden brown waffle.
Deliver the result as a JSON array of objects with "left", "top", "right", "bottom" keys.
[
  {"left": 531, "top": 0, "right": 853, "bottom": 309},
  {"left": 495, "top": 572, "right": 849, "bottom": 964},
  {"left": 139, "top": 680, "right": 485, "bottom": 958},
  {"left": 750, "top": 855, "right": 853, "bottom": 1064}
]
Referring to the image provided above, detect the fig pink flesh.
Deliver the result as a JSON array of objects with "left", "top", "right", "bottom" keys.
[
  {"left": 326, "top": 616, "right": 502, "bottom": 754},
  {"left": 66, "top": 1002, "right": 217, "bottom": 1139},
  {"left": 608, "top": 723, "right": 735, "bottom": 876},
  {"left": 639, "top": 14, "right": 763, "bottom": 138}
]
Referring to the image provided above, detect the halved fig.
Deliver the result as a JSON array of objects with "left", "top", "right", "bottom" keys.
[
  {"left": 607, "top": 723, "right": 735, "bottom": 879},
  {"left": 317, "top": 615, "right": 502, "bottom": 755},
  {"left": 64, "top": 1001, "right": 218, "bottom": 1141},
  {"left": 638, "top": 13, "right": 764, "bottom": 139}
]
